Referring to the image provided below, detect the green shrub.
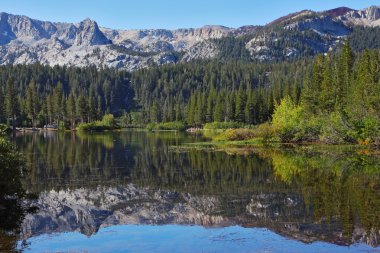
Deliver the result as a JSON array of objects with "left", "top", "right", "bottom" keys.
[
  {"left": 146, "top": 121, "right": 186, "bottom": 131},
  {"left": 214, "top": 128, "right": 256, "bottom": 141},
  {"left": 319, "top": 112, "right": 354, "bottom": 144},
  {"left": 253, "top": 123, "right": 275, "bottom": 142},
  {"left": 146, "top": 123, "right": 156, "bottom": 131},
  {"left": 272, "top": 96, "right": 305, "bottom": 142},
  {"left": 77, "top": 122, "right": 110, "bottom": 132},
  {"left": 348, "top": 116, "right": 380, "bottom": 144},
  {"left": 58, "top": 121, "right": 66, "bottom": 131},
  {"left": 101, "top": 114, "right": 116, "bottom": 128},
  {"left": 204, "top": 121, "right": 243, "bottom": 129},
  {"left": 0, "top": 124, "right": 11, "bottom": 136},
  {"left": 77, "top": 114, "right": 119, "bottom": 132}
]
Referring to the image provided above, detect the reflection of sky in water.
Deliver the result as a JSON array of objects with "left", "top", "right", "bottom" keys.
[{"left": 21, "top": 225, "right": 376, "bottom": 253}]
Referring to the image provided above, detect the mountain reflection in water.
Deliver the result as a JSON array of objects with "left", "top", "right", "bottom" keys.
[{"left": 6, "top": 130, "right": 380, "bottom": 251}]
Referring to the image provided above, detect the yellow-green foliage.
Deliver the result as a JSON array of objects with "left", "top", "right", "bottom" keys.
[
  {"left": 146, "top": 121, "right": 186, "bottom": 131},
  {"left": 204, "top": 122, "right": 243, "bottom": 130},
  {"left": 0, "top": 124, "right": 11, "bottom": 135},
  {"left": 272, "top": 96, "right": 305, "bottom": 142},
  {"left": 214, "top": 128, "right": 256, "bottom": 141},
  {"left": 77, "top": 114, "right": 118, "bottom": 132},
  {"left": 253, "top": 123, "right": 276, "bottom": 142}
]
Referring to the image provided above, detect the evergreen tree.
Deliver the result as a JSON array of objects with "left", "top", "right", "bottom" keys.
[
  {"left": 336, "top": 41, "right": 354, "bottom": 110},
  {"left": 5, "top": 78, "right": 19, "bottom": 131},
  {"left": 213, "top": 93, "right": 224, "bottom": 122},
  {"left": 245, "top": 88, "right": 255, "bottom": 125},
  {"left": 0, "top": 88, "right": 4, "bottom": 123},
  {"left": 235, "top": 85, "right": 246, "bottom": 122},
  {"left": 53, "top": 82, "right": 64, "bottom": 126},
  {"left": 66, "top": 92, "right": 76, "bottom": 130},
  {"left": 76, "top": 95, "right": 88, "bottom": 123},
  {"left": 25, "top": 79, "right": 39, "bottom": 128},
  {"left": 46, "top": 95, "right": 54, "bottom": 124},
  {"left": 319, "top": 56, "right": 334, "bottom": 113}
]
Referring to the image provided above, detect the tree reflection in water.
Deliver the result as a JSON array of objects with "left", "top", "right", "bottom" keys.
[
  {"left": 0, "top": 138, "right": 37, "bottom": 252},
  {"left": 13, "top": 131, "right": 380, "bottom": 247}
]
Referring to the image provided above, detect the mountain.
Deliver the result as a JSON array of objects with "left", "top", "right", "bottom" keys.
[
  {"left": 0, "top": 6, "right": 380, "bottom": 70},
  {"left": 21, "top": 184, "right": 379, "bottom": 247}
]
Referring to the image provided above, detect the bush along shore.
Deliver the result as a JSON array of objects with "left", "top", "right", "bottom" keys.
[{"left": 77, "top": 114, "right": 120, "bottom": 132}]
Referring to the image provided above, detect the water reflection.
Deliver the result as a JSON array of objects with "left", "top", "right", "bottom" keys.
[
  {"left": 0, "top": 139, "right": 36, "bottom": 252},
  {"left": 13, "top": 130, "right": 380, "bottom": 249}
]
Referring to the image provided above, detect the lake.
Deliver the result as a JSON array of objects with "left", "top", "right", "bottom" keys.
[{"left": 1, "top": 130, "right": 380, "bottom": 252}]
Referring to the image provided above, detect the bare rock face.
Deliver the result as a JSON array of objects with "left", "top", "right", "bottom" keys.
[
  {"left": 0, "top": 13, "right": 16, "bottom": 45},
  {"left": 0, "top": 12, "right": 237, "bottom": 70},
  {"left": 181, "top": 41, "right": 219, "bottom": 62},
  {"left": 74, "top": 18, "right": 111, "bottom": 46},
  {"left": 244, "top": 6, "right": 380, "bottom": 61},
  {"left": 284, "top": 16, "right": 351, "bottom": 37},
  {"left": 340, "top": 6, "right": 380, "bottom": 27}
]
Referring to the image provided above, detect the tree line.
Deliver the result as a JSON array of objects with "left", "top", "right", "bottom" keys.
[
  {"left": 271, "top": 42, "right": 380, "bottom": 143},
  {"left": 0, "top": 64, "right": 134, "bottom": 129},
  {"left": 128, "top": 59, "right": 309, "bottom": 126}
]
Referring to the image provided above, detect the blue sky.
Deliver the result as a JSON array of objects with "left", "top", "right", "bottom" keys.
[{"left": 1, "top": 0, "right": 379, "bottom": 29}]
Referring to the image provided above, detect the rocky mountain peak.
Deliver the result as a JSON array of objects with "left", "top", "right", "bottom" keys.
[
  {"left": 325, "top": 7, "right": 354, "bottom": 17},
  {"left": 1, "top": 12, "right": 52, "bottom": 41},
  {"left": 74, "top": 18, "right": 111, "bottom": 46},
  {"left": 341, "top": 6, "right": 380, "bottom": 27},
  {"left": 364, "top": 5, "right": 380, "bottom": 20},
  {"left": 1, "top": 6, "right": 380, "bottom": 70},
  {"left": 0, "top": 12, "right": 16, "bottom": 45}
]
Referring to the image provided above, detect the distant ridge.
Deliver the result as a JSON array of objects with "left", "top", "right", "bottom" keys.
[
  {"left": 0, "top": 6, "right": 380, "bottom": 70},
  {"left": 325, "top": 7, "right": 355, "bottom": 17}
]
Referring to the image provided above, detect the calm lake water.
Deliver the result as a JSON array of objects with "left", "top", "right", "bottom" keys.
[{"left": 1, "top": 130, "right": 380, "bottom": 252}]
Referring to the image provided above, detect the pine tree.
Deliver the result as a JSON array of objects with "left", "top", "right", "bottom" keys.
[
  {"left": 213, "top": 93, "right": 224, "bottom": 122},
  {"left": 175, "top": 100, "right": 182, "bottom": 122},
  {"left": 53, "top": 82, "right": 64, "bottom": 126},
  {"left": 76, "top": 94, "right": 88, "bottom": 123},
  {"left": 245, "top": 89, "right": 255, "bottom": 125},
  {"left": 0, "top": 88, "right": 4, "bottom": 123},
  {"left": 350, "top": 50, "right": 375, "bottom": 119},
  {"left": 235, "top": 85, "right": 246, "bottom": 122},
  {"left": 46, "top": 94, "right": 54, "bottom": 124},
  {"left": 194, "top": 92, "right": 204, "bottom": 126},
  {"left": 96, "top": 96, "right": 103, "bottom": 120},
  {"left": 225, "top": 91, "right": 236, "bottom": 122},
  {"left": 319, "top": 56, "right": 334, "bottom": 113},
  {"left": 302, "top": 55, "right": 324, "bottom": 114},
  {"left": 25, "top": 79, "right": 39, "bottom": 128},
  {"left": 5, "top": 78, "right": 19, "bottom": 131},
  {"left": 336, "top": 41, "right": 354, "bottom": 110},
  {"left": 88, "top": 95, "right": 96, "bottom": 122},
  {"left": 186, "top": 92, "right": 196, "bottom": 126},
  {"left": 66, "top": 92, "right": 76, "bottom": 129}
]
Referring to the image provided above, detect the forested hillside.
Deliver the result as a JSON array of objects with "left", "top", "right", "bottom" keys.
[
  {"left": 0, "top": 41, "right": 379, "bottom": 144},
  {"left": 0, "top": 65, "right": 133, "bottom": 128},
  {"left": 130, "top": 59, "right": 309, "bottom": 125}
]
